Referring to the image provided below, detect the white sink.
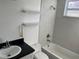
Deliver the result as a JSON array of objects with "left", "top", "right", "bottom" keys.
[{"left": 0, "top": 46, "right": 22, "bottom": 59}]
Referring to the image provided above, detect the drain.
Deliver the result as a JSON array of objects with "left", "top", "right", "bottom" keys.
[{"left": 7, "top": 54, "right": 11, "bottom": 56}]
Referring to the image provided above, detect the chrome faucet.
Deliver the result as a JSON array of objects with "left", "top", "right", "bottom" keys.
[
  {"left": 46, "top": 34, "right": 52, "bottom": 47},
  {"left": 3, "top": 40, "right": 10, "bottom": 48},
  {"left": 5, "top": 40, "right": 10, "bottom": 47}
]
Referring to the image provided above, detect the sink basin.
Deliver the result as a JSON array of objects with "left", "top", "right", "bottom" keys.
[{"left": 0, "top": 46, "right": 22, "bottom": 58}]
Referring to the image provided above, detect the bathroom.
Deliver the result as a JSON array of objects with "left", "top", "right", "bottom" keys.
[{"left": 0, "top": 0, "right": 79, "bottom": 59}]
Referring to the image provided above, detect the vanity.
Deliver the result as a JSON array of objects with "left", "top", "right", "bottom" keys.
[{"left": 0, "top": 38, "right": 35, "bottom": 59}]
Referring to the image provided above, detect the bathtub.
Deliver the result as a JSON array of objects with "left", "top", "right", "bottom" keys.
[{"left": 42, "top": 43, "right": 79, "bottom": 59}]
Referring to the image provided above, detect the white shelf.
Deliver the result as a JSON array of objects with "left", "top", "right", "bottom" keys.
[
  {"left": 21, "top": 9, "right": 40, "bottom": 14},
  {"left": 22, "top": 21, "right": 39, "bottom": 26}
]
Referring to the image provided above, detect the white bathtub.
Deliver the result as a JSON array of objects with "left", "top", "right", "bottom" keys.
[{"left": 42, "top": 43, "right": 79, "bottom": 59}]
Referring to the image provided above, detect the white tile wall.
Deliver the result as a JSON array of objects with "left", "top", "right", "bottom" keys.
[{"left": 39, "top": 0, "right": 57, "bottom": 46}]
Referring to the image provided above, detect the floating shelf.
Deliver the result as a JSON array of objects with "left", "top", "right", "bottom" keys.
[
  {"left": 21, "top": 9, "right": 40, "bottom": 14},
  {"left": 22, "top": 21, "right": 39, "bottom": 26}
]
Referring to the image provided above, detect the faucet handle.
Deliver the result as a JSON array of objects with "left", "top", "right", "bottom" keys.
[{"left": 46, "top": 34, "right": 50, "bottom": 38}]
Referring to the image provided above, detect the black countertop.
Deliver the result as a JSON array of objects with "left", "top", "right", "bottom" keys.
[{"left": 0, "top": 38, "right": 35, "bottom": 59}]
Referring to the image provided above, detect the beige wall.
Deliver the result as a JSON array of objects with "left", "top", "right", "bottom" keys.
[{"left": 53, "top": 0, "right": 79, "bottom": 54}]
